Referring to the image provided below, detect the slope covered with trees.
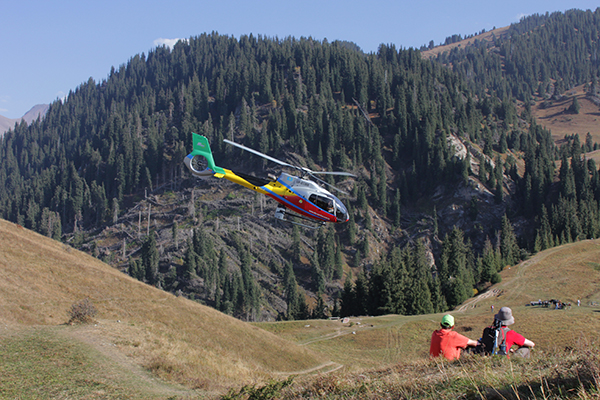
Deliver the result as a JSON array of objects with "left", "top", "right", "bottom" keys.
[
  {"left": 430, "top": 8, "right": 600, "bottom": 248},
  {"left": 2, "top": 8, "right": 600, "bottom": 321}
]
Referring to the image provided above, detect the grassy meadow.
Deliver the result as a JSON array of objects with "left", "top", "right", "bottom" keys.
[{"left": 1, "top": 218, "right": 600, "bottom": 399}]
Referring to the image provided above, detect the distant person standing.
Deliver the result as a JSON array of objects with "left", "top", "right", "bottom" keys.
[
  {"left": 491, "top": 305, "right": 494, "bottom": 312},
  {"left": 491, "top": 307, "right": 535, "bottom": 358},
  {"left": 430, "top": 314, "right": 478, "bottom": 361}
]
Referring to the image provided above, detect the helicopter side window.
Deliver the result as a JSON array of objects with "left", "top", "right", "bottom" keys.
[{"left": 309, "top": 194, "right": 334, "bottom": 214}]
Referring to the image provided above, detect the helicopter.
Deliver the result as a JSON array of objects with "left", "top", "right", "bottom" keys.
[{"left": 183, "top": 133, "right": 355, "bottom": 228}]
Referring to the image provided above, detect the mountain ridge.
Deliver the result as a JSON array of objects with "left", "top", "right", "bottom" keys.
[{"left": 0, "top": 103, "right": 49, "bottom": 136}]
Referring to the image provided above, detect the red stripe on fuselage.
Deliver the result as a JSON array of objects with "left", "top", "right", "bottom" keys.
[{"left": 267, "top": 193, "right": 336, "bottom": 222}]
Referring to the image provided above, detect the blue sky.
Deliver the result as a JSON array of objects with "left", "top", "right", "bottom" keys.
[{"left": 1, "top": 0, "right": 597, "bottom": 119}]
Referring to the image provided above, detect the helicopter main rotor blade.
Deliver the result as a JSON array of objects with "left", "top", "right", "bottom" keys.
[
  {"left": 309, "top": 171, "right": 357, "bottom": 177},
  {"left": 225, "top": 139, "right": 356, "bottom": 177},
  {"left": 224, "top": 139, "right": 297, "bottom": 169}
]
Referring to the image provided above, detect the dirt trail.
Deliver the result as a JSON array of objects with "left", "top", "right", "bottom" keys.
[
  {"left": 300, "top": 328, "right": 349, "bottom": 345},
  {"left": 456, "top": 288, "right": 502, "bottom": 312},
  {"left": 273, "top": 361, "right": 344, "bottom": 376},
  {"left": 65, "top": 322, "right": 194, "bottom": 398},
  {"left": 456, "top": 245, "right": 568, "bottom": 313},
  {"left": 72, "top": 320, "right": 346, "bottom": 385},
  {"left": 499, "top": 245, "right": 565, "bottom": 302}
]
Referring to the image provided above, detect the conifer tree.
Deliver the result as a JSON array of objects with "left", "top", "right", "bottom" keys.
[
  {"left": 312, "top": 293, "right": 328, "bottom": 319},
  {"left": 439, "top": 227, "right": 472, "bottom": 308},
  {"left": 406, "top": 240, "right": 434, "bottom": 315},
  {"left": 480, "top": 238, "right": 500, "bottom": 283},
  {"left": 353, "top": 271, "right": 369, "bottom": 316},
  {"left": 284, "top": 261, "right": 299, "bottom": 320},
  {"left": 334, "top": 237, "right": 344, "bottom": 280},
  {"left": 500, "top": 215, "right": 519, "bottom": 267},
  {"left": 340, "top": 277, "right": 355, "bottom": 317},
  {"left": 141, "top": 232, "right": 160, "bottom": 285},
  {"left": 291, "top": 289, "right": 309, "bottom": 320},
  {"left": 291, "top": 225, "right": 302, "bottom": 263},
  {"left": 128, "top": 259, "right": 144, "bottom": 281},
  {"left": 393, "top": 188, "right": 401, "bottom": 227},
  {"left": 182, "top": 245, "right": 197, "bottom": 282}
]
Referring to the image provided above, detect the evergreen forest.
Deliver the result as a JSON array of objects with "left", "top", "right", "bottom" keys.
[{"left": 2, "top": 8, "right": 600, "bottom": 321}]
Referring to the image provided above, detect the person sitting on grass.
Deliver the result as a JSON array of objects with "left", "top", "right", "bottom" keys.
[
  {"left": 430, "top": 314, "right": 478, "bottom": 361},
  {"left": 492, "top": 306, "right": 535, "bottom": 358}
]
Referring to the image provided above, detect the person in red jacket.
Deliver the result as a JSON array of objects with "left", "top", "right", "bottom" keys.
[
  {"left": 430, "top": 314, "right": 478, "bottom": 360},
  {"left": 493, "top": 306, "right": 535, "bottom": 358}
]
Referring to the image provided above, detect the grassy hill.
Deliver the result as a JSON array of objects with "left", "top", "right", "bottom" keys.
[
  {"left": 253, "top": 240, "right": 600, "bottom": 399},
  {"left": 1, "top": 218, "right": 600, "bottom": 398},
  {"left": 530, "top": 84, "right": 600, "bottom": 151},
  {"left": 258, "top": 239, "right": 600, "bottom": 367},
  {"left": 0, "top": 218, "right": 331, "bottom": 398},
  {"left": 420, "top": 26, "right": 511, "bottom": 60}
]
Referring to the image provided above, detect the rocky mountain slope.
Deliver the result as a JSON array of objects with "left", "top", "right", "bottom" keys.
[{"left": 0, "top": 103, "right": 48, "bottom": 135}]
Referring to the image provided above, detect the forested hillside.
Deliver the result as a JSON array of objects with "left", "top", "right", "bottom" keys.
[
  {"left": 2, "top": 8, "right": 600, "bottom": 322},
  {"left": 429, "top": 8, "right": 600, "bottom": 248}
]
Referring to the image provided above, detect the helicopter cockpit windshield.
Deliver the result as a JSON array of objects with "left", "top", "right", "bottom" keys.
[{"left": 308, "top": 193, "right": 349, "bottom": 223}]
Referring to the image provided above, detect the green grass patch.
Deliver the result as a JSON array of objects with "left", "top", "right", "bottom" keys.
[{"left": 0, "top": 327, "right": 174, "bottom": 399}]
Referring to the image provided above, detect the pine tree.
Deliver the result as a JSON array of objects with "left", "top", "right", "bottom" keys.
[
  {"left": 568, "top": 96, "right": 580, "bottom": 114},
  {"left": 291, "top": 225, "right": 302, "bottom": 263},
  {"left": 353, "top": 271, "right": 369, "bottom": 316},
  {"left": 500, "top": 215, "right": 519, "bottom": 267},
  {"left": 334, "top": 238, "right": 344, "bottom": 280},
  {"left": 142, "top": 232, "right": 160, "bottom": 285},
  {"left": 312, "top": 293, "right": 328, "bottom": 319},
  {"left": 297, "top": 292, "right": 311, "bottom": 320},
  {"left": 393, "top": 188, "right": 401, "bottom": 227},
  {"left": 340, "top": 277, "right": 355, "bottom": 317},
  {"left": 128, "top": 259, "right": 144, "bottom": 281},
  {"left": 284, "top": 261, "right": 299, "bottom": 320},
  {"left": 439, "top": 227, "right": 472, "bottom": 308},
  {"left": 480, "top": 238, "right": 500, "bottom": 283},
  {"left": 368, "top": 259, "right": 392, "bottom": 315},
  {"left": 182, "top": 245, "right": 197, "bottom": 282},
  {"left": 406, "top": 240, "right": 434, "bottom": 315}
]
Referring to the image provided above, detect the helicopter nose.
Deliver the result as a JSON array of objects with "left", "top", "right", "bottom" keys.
[{"left": 337, "top": 212, "right": 349, "bottom": 223}]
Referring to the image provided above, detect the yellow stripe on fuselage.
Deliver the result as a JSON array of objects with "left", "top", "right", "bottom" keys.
[{"left": 219, "top": 168, "right": 290, "bottom": 197}]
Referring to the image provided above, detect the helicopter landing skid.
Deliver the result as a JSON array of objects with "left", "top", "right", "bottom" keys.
[{"left": 274, "top": 206, "right": 324, "bottom": 230}]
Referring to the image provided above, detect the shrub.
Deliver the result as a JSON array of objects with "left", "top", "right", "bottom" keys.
[
  {"left": 490, "top": 272, "right": 502, "bottom": 284},
  {"left": 67, "top": 298, "right": 97, "bottom": 324}
]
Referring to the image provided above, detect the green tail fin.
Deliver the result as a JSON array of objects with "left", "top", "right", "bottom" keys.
[{"left": 184, "top": 133, "right": 226, "bottom": 178}]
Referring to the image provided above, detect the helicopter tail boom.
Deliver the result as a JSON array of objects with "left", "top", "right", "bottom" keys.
[{"left": 184, "top": 133, "right": 226, "bottom": 178}]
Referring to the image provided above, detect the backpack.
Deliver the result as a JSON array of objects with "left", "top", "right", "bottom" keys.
[{"left": 478, "top": 325, "right": 510, "bottom": 355}]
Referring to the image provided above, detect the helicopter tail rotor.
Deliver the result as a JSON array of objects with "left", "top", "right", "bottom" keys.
[{"left": 184, "top": 133, "right": 226, "bottom": 179}]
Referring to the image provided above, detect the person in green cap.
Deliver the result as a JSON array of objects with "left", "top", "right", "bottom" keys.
[{"left": 430, "top": 314, "right": 478, "bottom": 360}]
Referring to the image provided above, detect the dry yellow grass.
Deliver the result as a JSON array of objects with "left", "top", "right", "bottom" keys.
[
  {"left": 420, "top": 26, "right": 511, "bottom": 60},
  {"left": 531, "top": 85, "right": 600, "bottom": 146},
  {"left": 0, "top": 218, "right": 329, "bottom": 396}
]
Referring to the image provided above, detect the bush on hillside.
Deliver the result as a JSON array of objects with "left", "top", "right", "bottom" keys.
[{"left": 67, "top": 298, "right": 97, "bottom": 324}]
